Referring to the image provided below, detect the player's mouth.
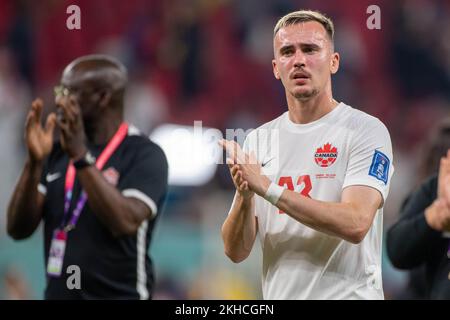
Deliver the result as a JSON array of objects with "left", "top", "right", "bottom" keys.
[{"left": 291, "top": 72, "right": 310, "bottom": 84}]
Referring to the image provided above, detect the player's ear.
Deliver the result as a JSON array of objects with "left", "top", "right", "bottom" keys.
[
  {"left": 272, "top": 59, "right": 280, "bottom": 80},
  {"left": 330, "top": 52, "right": 340, "bottom": 74}
]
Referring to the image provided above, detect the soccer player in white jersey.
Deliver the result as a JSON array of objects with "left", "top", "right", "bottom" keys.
[{"left": 219, "top": 10, "right": 394, "bottom": 299}]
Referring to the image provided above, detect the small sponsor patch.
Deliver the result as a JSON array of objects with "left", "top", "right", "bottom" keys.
[{"left": 369, "top": 150, "right": 390, "bottom": 184}]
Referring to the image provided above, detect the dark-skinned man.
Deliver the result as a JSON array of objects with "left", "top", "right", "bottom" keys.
[{"left": 7, "top": 54, "right": 168, "bottom": 300}]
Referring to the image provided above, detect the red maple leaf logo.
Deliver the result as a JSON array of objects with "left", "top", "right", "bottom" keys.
[
  {"left": 314, "top": 143, "right": 338, "bottom": 167},
  {"left": 103, "top": 167, "right": 120, "bottom": 186}
]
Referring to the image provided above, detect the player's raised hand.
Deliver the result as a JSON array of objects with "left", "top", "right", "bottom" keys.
[
  {"left": 218, "top": 139, "right": 246, "bottom": 165},
  {"left": 219, "top": 139, "right": 268, "bottom": 196},
  {"left": 56, "top": 95, "right": 87, "bottom": 160},
  {"left": 226, "top": 159, "right": 254, "bottom": 199},
  {"left": 425, "top": 196, "right": 450, "bottom": 232},
  {"left": 25, "top": 98, "right": 56, "bottom": 162},
  {"left": 219, "top": 139, "right": 252, "bottom": 197}
]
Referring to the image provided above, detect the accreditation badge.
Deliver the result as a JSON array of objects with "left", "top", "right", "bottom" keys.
[{"left": 47, "top": 229, "right": 67, "bottom": 277}]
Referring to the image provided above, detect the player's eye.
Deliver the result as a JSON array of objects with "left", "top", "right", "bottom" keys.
[
  {"left": 281, "top": 48, "right": 294, "bottom": 56},
  {"left": 303, "top": 46, "right": 319, "bottom": 54}
]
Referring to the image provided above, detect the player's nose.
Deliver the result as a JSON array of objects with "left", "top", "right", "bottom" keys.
[{"left": 293, "top": 49, "right": 306, "bottom": 68}]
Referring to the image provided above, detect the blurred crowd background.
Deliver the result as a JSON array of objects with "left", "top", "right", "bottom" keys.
[{"left": 0, "top": 0, "right": 449, "bottom": 299}]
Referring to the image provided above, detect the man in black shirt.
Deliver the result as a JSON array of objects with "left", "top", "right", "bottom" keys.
[
  {"left": 7, "top": 54, "right": 168, "bottom": 299},
  {"left": 386, "top": 151, "right": 450, "bottom": 299}
]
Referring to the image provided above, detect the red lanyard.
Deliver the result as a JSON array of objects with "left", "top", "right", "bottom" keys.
[{"left": 62, "top": 122, "right": 129, "bottom": 231}]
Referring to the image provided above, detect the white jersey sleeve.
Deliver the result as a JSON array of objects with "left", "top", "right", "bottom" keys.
[{"left": 342, "top": 117, "right": 394, "bottom": 205}]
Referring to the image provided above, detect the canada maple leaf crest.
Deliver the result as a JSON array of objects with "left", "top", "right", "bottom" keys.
[
  {"left": 314, "top": 143, "right": 338, "bottom": 167},
  {"left": 103, "top": 167, "right": 120, "bottom": 186}
]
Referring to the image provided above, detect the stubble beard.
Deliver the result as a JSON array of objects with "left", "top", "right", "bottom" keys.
[{"left": 291, "top": 87, "right": 319, "bottom": 101}]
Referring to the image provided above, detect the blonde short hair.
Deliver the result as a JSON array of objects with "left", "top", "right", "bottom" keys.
[{"left": 273, "top": 10, "right": 335, "bottom": 43}]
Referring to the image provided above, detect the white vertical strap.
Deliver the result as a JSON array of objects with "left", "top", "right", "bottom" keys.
[{"left": 136, "top": 220, "right": 149, "bottom": 300}]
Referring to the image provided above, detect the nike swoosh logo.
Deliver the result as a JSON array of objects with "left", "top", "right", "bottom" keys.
[
  {"left": 46, "top": 172, "right": 61, "bottom": 183},
  {"left": 262, "top": 157, "right": 275, "bottom": 167}
]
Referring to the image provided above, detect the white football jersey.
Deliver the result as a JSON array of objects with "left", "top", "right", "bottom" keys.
[{"left": 242, "top": 102, "right": 394, "bottom": 300}]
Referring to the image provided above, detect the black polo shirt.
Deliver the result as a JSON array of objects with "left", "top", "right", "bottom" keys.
[
  {"left": 386, "top": 175, "right": 450, "bottom": 299},
  {"left": 38, "top": 125, "right": 168, "bottom": 300}
]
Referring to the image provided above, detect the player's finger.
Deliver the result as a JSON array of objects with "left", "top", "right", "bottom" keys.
[
  {"left": 233, "top": 141, "right": 249, "bottom": 165},
  {"left": 232, "top": 170, "right": 241, "bottom": 184},
  {"left": 238, "top": 181, "right": 250, "bottom": 192},
  {"left": 230, "top": 164, "right": 239, "bottom": 176},
  {"left": 45, "top": 113, "right": 57, "bottom": 135},
  {"left": 237, "top": 171, "right": 246, "bottom": 185},
  {"left": 219, "top": 139, "right": 232, "bottom": 155},
  {"left": 62, "top": 99, "right": 76, "bottom": 124},
  {"left": 442, "top": 209, "right": 450, "bottom": 228},
  {"left": 68, "top": 96, "right": 77, "bottom": 109},
  {"left": 24, "top": 110, "right": 36, "bottom": 135},
  {"left": 443, "top": 176, "right": 450, "bottom": 203},
  {"left": 31, "top": 98, "right": 44, "bottom": 124},
  {"left": 443, "top": 208, "right": 450, "bottom": 222},
  {"left": 436, "top": 200, "right": 448, "bottom": 227},
  {"left": 442, "top": 190, "right": 450, "bottom": 215},
  {"left": 229, "top": 141, "right": 245, "bottom": 164},
  {"left": 226, "top": 157, "right": 235, "bottom": 169},
  {"left": 56, "top": 96, "right": 71, "bottom": 123},
  {"left": 57, "top": 116, "right": 70, "bottom": 134},
  {"left": 236, "top": 171, "right": 243, "bottom": 185},
  {"left": 68, "top": 96, "right": 81, "bottom": 122},
  {"left": 222, "top": 140, "right": 238, "bottom": 163}
]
